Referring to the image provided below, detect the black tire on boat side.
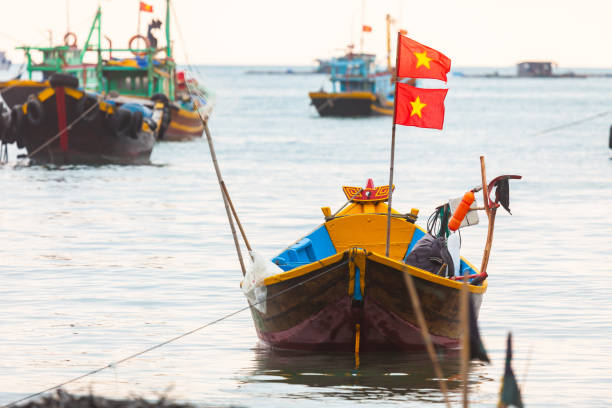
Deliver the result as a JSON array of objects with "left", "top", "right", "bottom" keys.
[
  {"left": 151, "top": 93, "right": 170, "bottom": 139},
  {"left": 609, "top": 125, "right": 612, "bottom": 149},
  {"left": 0, "top": 111, "right": 9, "bottom": 143},
  {"left": 25, "top": 95, "right": 46, "bottom": 127},
  {"left": 76, "top": 94, "right": 99, "bottom": 122},
  {"left": 129, "top": 110, "right": 143, "bottom": 138},
  {"left": 49, "top": 73, "right": 79, "bottom": 89},
  {"left": 108, "top": 108, "right": 132, "bottom": 137},
  {"left": 7, "top": 105, "right": 23, "bottom": 144}
]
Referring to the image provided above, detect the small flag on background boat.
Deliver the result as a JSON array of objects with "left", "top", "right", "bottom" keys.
[
  {"left": 498, "top": 332, "right": 524, "bottom": 408},
  {"left": 469, "top": 293, "right": 490, "bottom": 362},
  {"left": 139, "top": 1, "right": 153, "bottom": 12},
  {"left": 394, "top": 83, "right": 448, "bottom": 129},
  {"left": 397, "top": 35, "right": 451, "bottom": 81},
  {"left": 362, "top": 25, "right": 372, "bottom": 32}
]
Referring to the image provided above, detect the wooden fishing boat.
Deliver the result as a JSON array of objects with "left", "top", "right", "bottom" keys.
[
  {"left": 245, "top": 179, "right": 487, "bottom": 352},
  {"left": 309, "top": 15, "right": 414, "bottom": 117},
  {"left": 309, "top": 52, "right": 396, "bottom": 117},
  {"left": 2, "top": 1, "right": 212, "bottom": 142},
  {"left": 0, "top": 74, "right": 159, "bottom": 165}
]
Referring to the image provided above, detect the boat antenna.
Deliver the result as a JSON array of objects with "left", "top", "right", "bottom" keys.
[
  {"left": 386, "top": 14, "right": 392, "bottom": 72},
  {"left": 360, "top": 0, "right": 365, "bottom": 54},
  {"left": 65, "top": 0, "right": 70, "bottom": 33},
  {"left": 166, "top": 0, "right": 172, "bottom": 58}
]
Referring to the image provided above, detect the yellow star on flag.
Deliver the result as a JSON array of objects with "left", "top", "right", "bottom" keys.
[
  {"left": 414, "top": 50, "right": 432, "bottom": 69},
  {"left": 410, "top": 96, "right": 426, "bottom": 118}
]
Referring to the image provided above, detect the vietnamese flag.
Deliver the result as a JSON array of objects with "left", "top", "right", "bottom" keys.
[
  {"left": 394, "top": 83, "right": 448, "bottom": 129},
  {"left": 362, "top": 25, "right": 372, "bottom": 32},
  {"left": 139, "top": 1, "right": 153, "bottom": 12},
  {"left": 397, "top": 35, "right": 451, "bottom": 81}
]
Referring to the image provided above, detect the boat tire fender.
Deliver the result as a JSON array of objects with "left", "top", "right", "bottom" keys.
[
  {"left": 151, "top": 93, "right": 170, "bottom": 139},
  {"left": 609, "top": 124, "right": 612, "bottom": 149},
  {"left": 64, "top": 32, "right": 78, "bottom": 48},
  {"left": 7, "top": 105, "right": 23, "bottom": 144},
  {"left": 49, "top": 73, "right": 79, "bottom": 89},
  {"left": 129, "top": 110, "right": 144, "bottom": 138},
  {"left": 109, "top": 108, "right": 132, "bottom": 138},
  {"left": 25, "top": 95, "right": 46, "bottom": 127},
  {"left": 0, "top": 111, "right": 9, "bottom": 143},
  {"left": 76, "top": 95, "right": 99, "bottom": 122}
]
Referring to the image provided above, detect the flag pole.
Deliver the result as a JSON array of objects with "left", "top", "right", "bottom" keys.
[
  {"left": 390, "top": 32, "right": 451, "bottom": 407},
  {"left": 137, "top": 3, "right": 141, "bottom": 36},
  {"left": 385, "top": 31, "right": 401, "bottom": 258}
]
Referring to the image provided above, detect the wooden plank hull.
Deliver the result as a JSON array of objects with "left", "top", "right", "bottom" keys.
[
  {"left": 309, "top": 92, "right": 394, "bottom": 117},
  {"left": 251, "top": 251, "right": 483, "bottom": 352},
  {"left": 162, "top": 105, "right": 204, "bottom": 141}
]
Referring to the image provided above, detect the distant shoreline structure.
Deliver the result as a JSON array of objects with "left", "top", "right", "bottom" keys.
[{"left": 453, "top": 61, "right": 612, "bottom": 78}]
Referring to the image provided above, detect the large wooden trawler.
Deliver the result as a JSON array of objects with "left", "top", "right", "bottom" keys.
[{"left": 0, "top": 73, "right": 158, "bottom": 164}]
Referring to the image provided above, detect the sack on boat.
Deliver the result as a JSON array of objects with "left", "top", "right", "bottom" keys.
[
  {"left": 242, "top": 251, "right": 283, "bottom": 314},
  {"left": 404, "top": 234, "right": 455, "bottom": 278}
]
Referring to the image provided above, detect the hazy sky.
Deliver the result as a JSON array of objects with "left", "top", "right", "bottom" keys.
[{"left": 1, "top": 0, "right": 612, "bottom": 68}]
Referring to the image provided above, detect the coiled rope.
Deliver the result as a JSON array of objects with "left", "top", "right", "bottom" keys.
[{"left": 1, "top": 258, "right": 350, "bottom": 408}]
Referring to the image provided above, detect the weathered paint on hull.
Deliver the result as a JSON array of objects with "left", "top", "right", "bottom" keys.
[
  {"left": 0, "top": 81, "right": 48, "bottom": 108},
  {"left": 309, "top": 93, "right": 394, "bottom": 117},
  {"left": 162, "top": 105, "right": 204, "bottom": 141},
  {"left": 310, "top": 95, "right": 373, "bottom": 117},
  {"left": 250, "top": 253, "right": 483, "bottom": 352}
]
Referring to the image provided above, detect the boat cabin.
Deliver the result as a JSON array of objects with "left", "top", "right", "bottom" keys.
[
  {"left": 330, "top": 53, "right": 391, "bottom": 94},
  {"left": 517, "top": 61, "right": 553, "bottom": 77}
]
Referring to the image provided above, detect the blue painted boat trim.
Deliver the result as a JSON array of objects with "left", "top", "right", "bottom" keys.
[
  {"left": 353, "top": 267, "right": 363, "bottom": 301},
  {"left": 272, "top": 225, "right": 336, "bottom": 271}
]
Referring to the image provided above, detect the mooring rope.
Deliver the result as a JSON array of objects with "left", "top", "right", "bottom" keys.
[
  {"left": 531, "top": 109, "right": 612, "bottom": 136},
  {"left": 1, "top": 259, "right": 350, "bottom": 408},
  {"left": 23, "top": 98, "right": 101, "bottom": 160}
]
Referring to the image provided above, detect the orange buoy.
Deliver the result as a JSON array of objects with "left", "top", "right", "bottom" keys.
[{"left": 448, "top": 191, "right": 475, "bottom": 231}]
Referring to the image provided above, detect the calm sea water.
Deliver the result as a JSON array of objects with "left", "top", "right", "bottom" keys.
[{"left": 1, "top": 66, "right": 611, "bottom": 407}]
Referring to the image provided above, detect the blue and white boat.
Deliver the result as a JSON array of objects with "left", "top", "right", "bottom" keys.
[{"left": 309, "top": 49, "right": 397, "bottom": 117}]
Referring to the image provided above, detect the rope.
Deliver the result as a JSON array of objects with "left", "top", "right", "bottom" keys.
[
  {"left": 531, "top": 109, "right": 612, "bottom": 136},
  {"left": 331, "top": 188, "right": 363, "bottom": 218},
  {"left": 23, "top": 98, "right": 101, "bottom": 160},
  {"left": 2, "top": 258, "right": 350, "bottom": 408}
]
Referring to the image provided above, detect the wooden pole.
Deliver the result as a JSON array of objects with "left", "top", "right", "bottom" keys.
[
  {"left": 403, "top": 271, "right": 452, "bottom": 408},
  {"left": 203, "top": 121, "right": 247, "bottom": 276},
  {"left": 479, "top": 156, "right": 496, "bottom": 277},
  {"left": 385, "top": 31, "right": 402, "bottom": 258},
  {"left": 460, "top": 275, "right": 470, "bottom": 407},
  {"left": 220, "top": 180, "right": 252, "bottom": 252}
]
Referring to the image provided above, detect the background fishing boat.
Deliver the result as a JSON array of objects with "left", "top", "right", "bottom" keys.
[
  {"left": 0, "top": 0, "right": 213, "bottom": 142},
  {"left": 309, "top": 15, "right": 414, "bottom": 117},
  {"left": 0, "top": 73, "right": 159, "bottom": 165}
]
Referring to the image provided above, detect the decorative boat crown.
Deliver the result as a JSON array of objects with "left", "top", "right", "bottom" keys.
[{"left": 342, "top": 178, "right": 394, "bottom": 203}]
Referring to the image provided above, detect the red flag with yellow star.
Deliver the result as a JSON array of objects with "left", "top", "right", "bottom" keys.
[
  {"left": 397, "top": 35, "right": 451, "bottom": 81},
  {"left": 394, "top": 83, "right": 448, "bottom": 129}
]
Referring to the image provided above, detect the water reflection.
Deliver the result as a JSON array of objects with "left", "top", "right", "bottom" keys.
[{"left": 243, "top": 347, "right": 492, "bottom": 403}]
